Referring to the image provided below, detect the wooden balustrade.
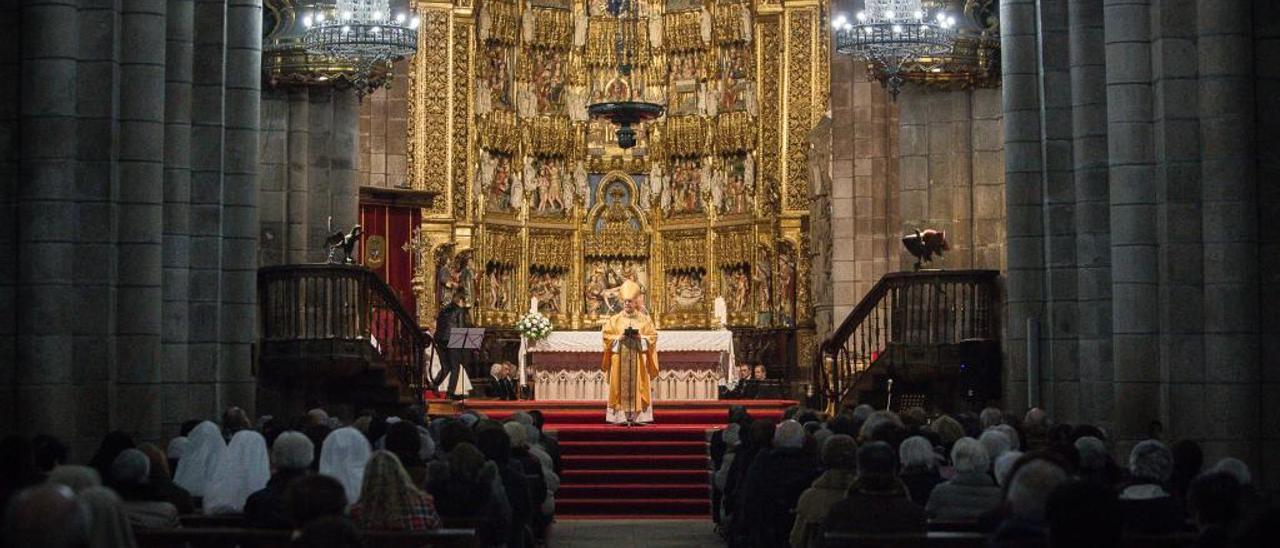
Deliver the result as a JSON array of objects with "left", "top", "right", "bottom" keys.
[{"left": 814, "top": 270, "right": 1000, "bottom": 411}]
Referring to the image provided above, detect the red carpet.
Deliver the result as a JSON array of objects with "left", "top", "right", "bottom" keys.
[{"left": 448, "top": 399, "right": 795, "bottom": 519}]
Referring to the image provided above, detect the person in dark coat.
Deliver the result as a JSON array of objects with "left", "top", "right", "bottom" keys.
[
  {"left": 739, "top": 420, "right": 821, "bottom": 548},
  {"left": 245, "top": 431, "right": 314, "bottom": 529},
  {"left": 1187, "top": 472, "right": 1242, "bottom": 548},
  {"left": 822, "top": 441, "right": 927, "bottom": 535},
  {"left": 1118, "top": 440, "right": 1190, "bottom": 534},
  {"left": 426, "top": 443, "right": 512, "bottom": 548},
  {"left": 477, "top": 426, "right": 534, "bottom": 548},
  {"left": 724, "top": 420, "right": 774, "bottom": 546},
  {"left": 433, "top": 292, "right": 471, "bottom": 394},
  {"left": 88, "top": 431, "right": 136, "bottom": 481},
  {"left": 897, "top": 435, "right": 943, "bottom": 507},
  {"left": 384, "top": 421, "right": 430, "bottom": 488}
]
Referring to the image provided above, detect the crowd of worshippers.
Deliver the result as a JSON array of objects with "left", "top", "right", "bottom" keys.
[
  {"left": 0, "top": 405, "right": 562, "bottom": 548},
  {"left": 711, "top": 404, "right": 1273, "bottom": 548}
]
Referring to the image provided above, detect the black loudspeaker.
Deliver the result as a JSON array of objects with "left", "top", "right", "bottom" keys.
[{"left": 957, "top": 339, "right": 1002, "bottom": 409}]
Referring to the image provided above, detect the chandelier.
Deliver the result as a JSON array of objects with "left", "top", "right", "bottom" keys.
[
  {"left": 833, "top": 0, "right": 958, "bottom": 98},
  {"left": 587, "top": 0, "right": 664, "bottom": 149},
  {"left": 301, "top": 0, "right": 419, "bottom": 94}
]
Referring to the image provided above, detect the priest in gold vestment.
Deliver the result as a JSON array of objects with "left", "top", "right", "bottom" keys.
[{"left": 601, "top": 280, "right": 659, "bottom": 425}]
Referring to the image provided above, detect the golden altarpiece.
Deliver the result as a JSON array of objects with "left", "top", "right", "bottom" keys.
[{"left": 405, "top": 0, "right": 829, "bottom": 378}]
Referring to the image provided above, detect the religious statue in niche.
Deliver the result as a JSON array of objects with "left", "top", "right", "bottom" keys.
[
  {"left": 522, "top": 50, "right": 567, "bottom": 116},
  {"left": 440, "top": 251, "right": 476, "bottom": 308},
  {"left": 485, "top": 264, "right": 514, "bottom": 310},
  {"left": 716, "top": 47, "right": 751, "bottom": 113},
  {"left": 583, "top": 259, "right": 649, "bottom": 317},
  {"left": 529, "top": 268, "right": 565, "bottom": 314},
  {"left": 480, "top": 153, "right": 520, "bottom": 213},
  {"left": 754, "top": 248, "right": 772, "bottom": 312},
  {"left": 713, "top": 155, "right": 754, "bottom": 216},
  {"left": 775, "top": 249, "right": 797, "bottom": 326},
  {"left": 663, "top": 158, "right": 705, "bottom": 215},
  {"left": 722, "top": 266, "right": 750, "bottom": 313},
  {"left": 479, "top": 47, "right": 513, "bottom": 113},
  {"left": 525, "top": 157, "right": 574, "bottom": 215},
  {"left": 666, "top": 269, "right": 705, "bottom": 312}
]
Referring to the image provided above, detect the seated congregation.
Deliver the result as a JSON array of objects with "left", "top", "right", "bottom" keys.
[
  {"left": 712, "top": 405, "right": 1272, "bottom": 548},
  {"left": 1, "top": 405, "right": 561, "bottom": 547}
]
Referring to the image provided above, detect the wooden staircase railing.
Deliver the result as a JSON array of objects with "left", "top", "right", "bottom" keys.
[
  {"left": 258, "top": 264, "right": 430, "bottom": 406},
  {"left": 814, "top": 270, "right": 1000, "bottom": 411}
]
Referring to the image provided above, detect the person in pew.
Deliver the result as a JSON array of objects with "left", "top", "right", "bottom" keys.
[
  {"left": 88, "top": 431, "right": 136, "bottom": 484},
  {"left": 383, "top": 421, "right": 431, "bottom": 488},
  {"left": 426, "top": 442, "right": 513, "bottom": 548},
  {"left": 822, "top": 441, "right": 926, "bottom": 536},
  {"left": 204, "top": 430, "right": 271, "bottom": 515},
  {"left": 136, "top": 443, "right": 194, "bottom": 514},
  {"left": 1074, "top": 436, "right": 1120, "bottom": 487},
  {"left": 478, "top": 426, "right": 536, "bottom": 548},
  {"left": 285, "top": 474, "right": 349, "bottom": 529},
  {"left": 504, "top": 422, "right": 552, "bottom": 544},
  {"left": 245, "top": 431, "right": 315, "bottom": 529},
  {"left": 81, "top": 485, "right": 139, "bottom": 548},
  {"left": 790, "top": 434, "right": 858, "bottom": 548},
  {"left": 319, "top": 427, "right": 373, "bottom": 507},
  {"left": 988, "top": 453, "right": 1070, "bottom": 548},
  {"left": 49, "top": 465, "right": 102, "bottom": 494},
  {"left": 1187, "top": 472, "right": 1242, "bottom": 548},
  {"left": 109, "top": 449, "right": 181, "bottom": 529},
  {"left": 503, "top": 363, "right": 522, "bottom": 400},
  {"left": 899, "top": 435, "right": 943, "bottom": 507},
  {"left": 925, "top": 437, "right": 1002, "bottom": 521},
  {"left": 173, "top": 421, "right": 226, "bottom": 499},
  {"left": 3, "top": 483, "right": 91, "bottom": 547},
  {"left": 740, "top": 420, "right": 821, "bottom": 547},
  {"left": 1119, "top": 440, "right": 1190, "bottom": 534},
  {"left": 1045, "top": 479, "right": 1123, "bottom": 548},
  {"left": 713, "top": 423, "right": 744, "bottom": 528},
  {"left": 349, "top": 451, "right": 442, "bottom": 531},
  {"left": 485, "top": 363, "right": 512, "bottom": 400}
]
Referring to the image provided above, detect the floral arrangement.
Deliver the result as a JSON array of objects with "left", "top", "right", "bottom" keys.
[{"left": 516, "top": 311, "right": 554, "bottom": 342}]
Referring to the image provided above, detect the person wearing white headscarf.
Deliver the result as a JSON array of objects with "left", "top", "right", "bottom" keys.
[
  {"left": 203, "top": 430, "right": 270, "bottom": 515},
  {"left": 320, "top": 427, "right": 373, "bottom": 505},
  {"left": 48, "top": 465, "right": 102, "bottom": 494},
  {"left": 173, "top": 421, "right": 226, "bottom": 497},
  {"left": 81, "top": 486, "right": 138, "bottom": 548}
]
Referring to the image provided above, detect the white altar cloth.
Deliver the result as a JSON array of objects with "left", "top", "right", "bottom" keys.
[{"left": 518, "top": 329, "right": 738, "bottom": 392}]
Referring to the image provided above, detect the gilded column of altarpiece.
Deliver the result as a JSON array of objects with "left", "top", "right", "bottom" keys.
[{"left": 407, "top": 0, "right": 827, "bottom": 367}]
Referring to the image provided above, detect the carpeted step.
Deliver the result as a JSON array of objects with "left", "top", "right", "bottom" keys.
[
  {"left": 553, "top": 427, "right": 711, "bottom": 442},
  {"left": 558, "top": 483, "right": 710, "bottom": 499},
  {"left": 561, "top": 469, "right": 709, "bottom": 485},
  {"left": 555, "top": 498, "right": 710, "bottom": 516},
  {"left": 485, "top": 409, "right": 750, "bottom": 426},
  {"left": 559, "top": 440, "right": 707, "bottom": 456},
  {"left": 563, "top": 454, "right": 709, "bottom": 470}
]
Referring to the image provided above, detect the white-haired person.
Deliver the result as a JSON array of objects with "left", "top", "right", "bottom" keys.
[
  {"left": 925, "top": 437, "right": 1002, "bottom": 520},
  {"left": 979, "top": 407, "right": 1004, "bottom": 430},
  {"left": 898, "top": 435, "right": 942, "bottom": 507},
  {"left": 244, "top": 431, "right": 314, "bottom": 529},
  {"left": 989, "top": 454, "right": 1070, "bottom": 547},
  {"left": 1073, "top": 436, "right": 1119, "bottom": 486},
  {"left": 739, "top": 420, "right": 821, "bottom": 548},
  {"left": 109, "top": 449, "right": 180, "bottom": 530},
  {"left": 1210, "top": 457, "right": 1261, "bottom": 510},
  {"left": 979, "top": 429, "right": 1013, "bottom": 468},
  {"left": 1118, "top": 440, "right": 1189, "bottom": 534}
]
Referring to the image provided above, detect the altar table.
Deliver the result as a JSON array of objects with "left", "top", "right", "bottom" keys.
[{"left": 519, "top": 330, "right": 738, "bottom": 401}]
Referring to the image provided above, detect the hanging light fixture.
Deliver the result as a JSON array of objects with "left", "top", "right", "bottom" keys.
[
  {"left": 301, "top": 0, "right": 419, "bottom": 94},
  {"left": 587, "top": 0, "right": 664, "bottom": 149},
  {"left": 833, "top": 0, "right": 958, "bottom": 98}
]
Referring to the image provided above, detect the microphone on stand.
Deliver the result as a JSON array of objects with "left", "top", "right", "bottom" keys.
[{"left": 886, "top": 378, "right": 894, "bottom": 411}]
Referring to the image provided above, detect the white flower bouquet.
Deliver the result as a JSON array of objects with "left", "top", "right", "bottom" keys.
[{"left": 516, "top": 311, "right": 553, "bottom": 342}]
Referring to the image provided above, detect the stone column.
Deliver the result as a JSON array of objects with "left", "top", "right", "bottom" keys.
[
  {"left": 286, "top": 89, "right": 310, "bottom": 264},
  {"left": 257, "top": 91, "right": 288, "bottom": 267},
  {"left": 15, "top": 0, "right": 79, "bottom": 438},
  {"left": 0, "top": 1, "right": 17, "bottom": 432},
  {"left": 306, "top": 88, "right": 334, "bottom": 262},
  {"left": 1256, "top": 0, "right": 1280, "bottom": 490},
  {"left": 1001, "top": 0, "right": 1046, "bottom": 413},
  {"left": 1197, "top": 0, "right": 1259, "bottom": 462},
  {"left": 1068, "top": 0, "right": 1113, "bottom": 428},
  {"left": 1104, "top": 0, "right": 1160, "bottom": 448},
  {"left": 331, "top": 88, "right": 360, "bottom": 238},
  {"left": 1151, "top": 0, "right": 1205, "bottom": 444},
  {"left": 73, "top": 0, "right": 120, "bottom": 450},
  {"left": 116, "top": 0, "right": 168, "bottom": 440},
  {"left": 219, "top": 0, "right": 262, "bottom": 412},
  {"left": 163, "top": 0, "right": 195, "bottom": 434},
  {"left": 188, "top": 0, "right": 226, "bottom": 417}
]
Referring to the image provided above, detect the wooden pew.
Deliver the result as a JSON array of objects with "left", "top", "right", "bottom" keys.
[
  {"left": 823, "top": 531, "right": 1198, "bottom": 548},
  {"left": 135, "top": 527, "right": 479, "bottom": 548}
]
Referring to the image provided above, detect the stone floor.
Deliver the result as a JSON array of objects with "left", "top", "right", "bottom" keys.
[{"left": 550, "top": 519, "right": 724, "bottom": 548}]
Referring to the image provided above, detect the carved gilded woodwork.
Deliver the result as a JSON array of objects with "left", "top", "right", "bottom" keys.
[{"left": 407, "top": 0, "right": 828, "bottom": 336}]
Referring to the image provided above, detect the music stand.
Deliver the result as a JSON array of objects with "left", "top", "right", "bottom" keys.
[{"left": 449, "top": 328, "right": 485, "bottom": 350}]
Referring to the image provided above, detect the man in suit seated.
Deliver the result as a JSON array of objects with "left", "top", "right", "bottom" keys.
[{"left": 485, "top": 363, "right": 514, "bottom": 400}]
